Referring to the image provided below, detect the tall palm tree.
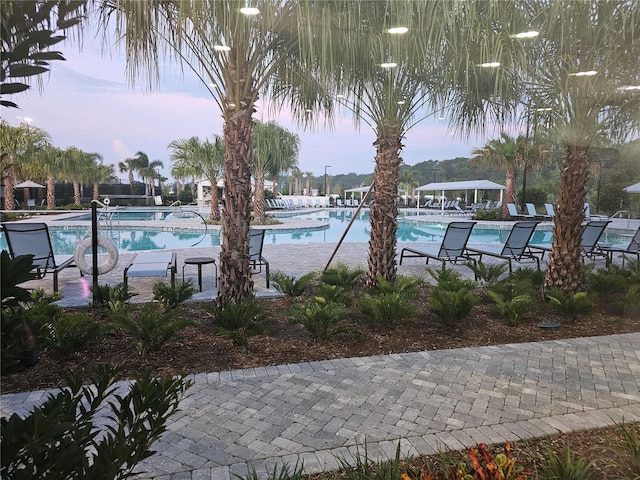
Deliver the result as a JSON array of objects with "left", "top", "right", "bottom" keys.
[
  {"left": 524, "top": 1, "right": 640, "bottom": 292},
  {"left": 100, "top": 1, "right": 335, "bottom": 305},
  {"left": 305, "top": 172, "right": 313, "bottom": 196},
  {"left": 168, "top": 135, "right": 224, "bottom": 220},
  {"left": 0, "top": 120, "right": 51, "bottom": 209},
  {"left": 131, "top": 151, "right": 163, "bottom": 199},
  {"left": 90, "top": 159, "right": 113, "bottom": 201},
  {"left": 61, "top": 147, "right": 100, "bottom": 206},
  {"left": 470, "top": 133, "right": 525, "bottom": 219},
  {"left": 29, "top": 145, "right": 64, "bottom": 209},
  {"left": 252, "top": 121, "right": 300, "bottom": 223},
  {"left": 303, "top": 1, "right": 528, "bottom": 285},
  {"left": 118, "top": 157, "right": 138, "bottom": 195}
]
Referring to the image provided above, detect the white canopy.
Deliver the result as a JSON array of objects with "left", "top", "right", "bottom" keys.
[
  {"left": 14, "top": 180, "right": 45, "bottom": 189},
  {"left": 623, "top": 182, "right": 640, "bottom": 193},
  {"left": 415, "top": 180, "right": 505, "bottom": 211}
]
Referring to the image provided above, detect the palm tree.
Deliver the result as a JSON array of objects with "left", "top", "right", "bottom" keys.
[
  {"left": 118, "top": 157, "right": 138, "bottom": 195},
  {"left": 470, "top": 133, "right": 525, "bottom": 219},
  {"left": 99, "top": 1, "right": 337, "bottom": 305},
  {"left": 131, "top": 151, "right": 163, "bottom": 200},
  {"left": 90, "top": 159, "right": 113, "bottom": 201},
  {"left": 168, "top": 135, "right": 224, "bottom": 220},
  {"left": 523, "top": 1, "right": 640, "bottom": 292},
  {"left": 30, "top": 145, "right": 64, "bottom": 209},
  {"left": 60, "top": 147, "right": 100, "bottom": 206},
  {"left": 0, "top": 120, "right": 51, "bottom": 209},
  {"left": 305, "top": 172, "right": 313, "bottom": 196},
  {"left": 252, "top": 121, "right": 300, "bottom": 223}
]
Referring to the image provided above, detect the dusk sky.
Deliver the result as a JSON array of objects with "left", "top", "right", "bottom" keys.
[{"left": 5, "top": 31, "right": 490, "bottom": 182}]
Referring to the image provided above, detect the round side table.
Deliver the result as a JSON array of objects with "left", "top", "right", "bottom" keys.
[{"left": 182, "top": 257, "right": 217, "bottom": 292}]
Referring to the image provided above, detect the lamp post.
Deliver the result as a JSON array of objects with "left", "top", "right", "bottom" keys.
[{"left": 324, "top": 165, "right": 331, "bottom": 196}]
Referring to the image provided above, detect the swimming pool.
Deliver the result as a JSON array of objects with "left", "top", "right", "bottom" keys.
[
  {"left": 57, "top": 209, "right": 200, "bottom": 222},
  {"left": 0, "top": 211, "right": 631, "bottom": 254}
]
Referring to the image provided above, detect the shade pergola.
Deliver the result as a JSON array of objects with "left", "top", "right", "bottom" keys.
[
  {"left": 623, "top": 182, "right": 640, "bottom": 193},
  {"left": 415, "top": 180, "right": 505, "bottom": 212},
  {"left": 343, "top": 185, "right": 407, "bottom": 205}
]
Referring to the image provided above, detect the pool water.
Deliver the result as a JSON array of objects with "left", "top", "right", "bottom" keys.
[{"left": 0, "top": 210, "right": 631, "bottom": 254}]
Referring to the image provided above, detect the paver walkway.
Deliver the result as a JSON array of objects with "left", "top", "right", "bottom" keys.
[{"left": 2, "top": 332, "right": 639, "bottom": 479}]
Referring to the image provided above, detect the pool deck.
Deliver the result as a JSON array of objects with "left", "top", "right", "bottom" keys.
[{"left": 1, "top": 210, "right": 639, "bottom": 480}]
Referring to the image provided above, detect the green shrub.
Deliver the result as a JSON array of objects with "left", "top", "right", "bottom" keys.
[
  {"left": 320, "top": 262, "right": 365, "bottom": 288},
  {"left": 152, "top": 280, "right": 195, "bottom": 310},
  {"left": 357, "top": 275, "right": 419, "bottom": 330},
  {"left": 235, "top": 461, "right": 305, "bottom": 480},
  {"left": 473, "top": 209, "right": 501, "bottom": 221},
  {"left": 317, "top": 283, "right": 351, "bottom": 304},
  {"left": 537, "top": 444, "right": 599, "bottom": 480},
  {"left": 205, "top": 298, "right": 267, "bottom": 351},
  {"left": 0, "top": 364, "right": 191, "bottom": 480},
  {"left": 546, "top": 288, "right": 593, "bottom": 321},
  {"left": 112, "top": 303, "right": 194, "bottom": 355},
  {"left": 427, "top": 264, "right": 476, "bottom": 292},
  {"left": 91, "top": 283, "right": 137, "bottom": 311},
  {"left": 428, "top": 287, "right": 479, "bottom": 330},
  {"left": 44, "top": 311, "right": 103, "bottom": 355},
  {"left": 467, "top": 260, "right": 508, "bottom": 287},
  {"left": 584, "top": 266, "right": 629, "bottom": 294},
  {"left": 336, "top": 441, "right": 411, "bottom": 480},
  {"left": 294, "top": 296, "right": 349, "bottom": 340},
  {"left": 271, "top": 270, "right": 315, "bottom": 297},
  {"left": 486, "top": 290, "right": 533, "bottom": 326},
  {"left": 615, "top": 422, "right": 640, "bottom": 479},
  {"left": 508, "top": 267, "right": 545, "bottom": 288},
  {"left": 621, "top": 284, "right": 640, "bottom": 318}
]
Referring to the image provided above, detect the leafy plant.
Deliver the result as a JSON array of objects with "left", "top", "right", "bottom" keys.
[
  {"left": 428, "top": 287, "right": 480, "bottom": 331},
  {"left": 358, "top": 275, "right": 419, "bottom": 330},
  {"left": 234, "top": 461, "right": 305, "bottom": 480},
  {"left": 621, "top": 284, "right": 640, "bottom": 318},
  {"left": 0, "top": 364, "right": 191, "bottom": 479},
  {"left": 271, "top": 270, "right": 315, "bottom": 297},
  {"left": 152, "top": 280, "right": 195, "bottom": 310},
  {"left": 1, "top": 251, "right": 36, "bottom": 307},
  {"left": 206, "top": 298, "right": 268, "bottom": 351},
  {"left": 294, "top": 296, "right": 349, "bottom": 340},
  {"left": 317, "top": 283, "right": 351, "bottom": 304},
  {"left": 583, "top": 266, "right": 629, "bottom": 295},
  {"left": 427, "top": 264, "right": 476, "bottom": 292},
  {"left": 614, "top": 422, "right": 640, "bottom": 479},
  {"left": 537, "top": 444, "right": 599, "bottom": 480},
  {"left": 320, "top": 262, "right": 365, "bottom": 288},
  {"left": 507, "top": 267, "right": 545, "bottom": 288},
  {"left": 43, "top": 311, "right": 103, "bottom": 356},
  {"left": 112, "top": 303, "right": 193, "bottom": 355},
  {"left": 338, "top": 441, "right": 411, "bottom": 480},
  {"left": 467, "top": 260, "right": 508, "bottom": 287},
  {"left": 546, "top": 288, "right": 593, "bottom": 321},
  {"left": 91, "top": 283, "right": 138, "bottom": 311},
  {"left": 486, "top": 290, "right": 533, "bottom": 326}
]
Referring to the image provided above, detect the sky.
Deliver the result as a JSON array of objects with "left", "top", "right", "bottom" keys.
[{"left": 4, "top": 32, "right": 486, "bottom": 183}]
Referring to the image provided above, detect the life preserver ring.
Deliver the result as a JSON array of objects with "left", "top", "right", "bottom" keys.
[{"left": 73, "top": 236, "right": 119, "bottom": 275}]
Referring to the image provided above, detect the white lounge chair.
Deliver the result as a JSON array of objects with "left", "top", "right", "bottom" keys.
[{"left": 124, "top": 252, "right": 177, "bottom": 288}]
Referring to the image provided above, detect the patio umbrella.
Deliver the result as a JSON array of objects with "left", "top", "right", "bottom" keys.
[
  {"left": 623, "top": 182, "right": 640, "bottom": 193},
  {"left": 14, "top": 180, "right": 45, "bottom": 189}
]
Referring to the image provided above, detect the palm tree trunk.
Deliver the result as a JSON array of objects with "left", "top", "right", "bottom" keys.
[
  {"left": 544, "top": 145, "right": 591, "bottom": 292},
  {"left": 254, "top": 169, "right": 266, "bottom": 224},
  {"left": 73, "top": 181, "right": 81, "bottom": 205},
  {"left": 209, "top": 178, "right": 220, "bottom": 221},
  {"left": 3, "top": 170, "right": 15, "bottom": 210},
  {"left": 219, "top": 89, "right": 255, "bottom": 305},
  {"left": 128, "top": 171, "right": 135, "bottom": 195},
  {"left": 47, "top": 176, "right": 55, "bottom": 209},
  {"left": 93, "top": 182, "right": 99, "bottom": 201},
  {"left": 503, "top": 167, "right": 516, "bottom": 219},
  {"left": 366, "top": 131, "right": 403, "bottom": 286}
]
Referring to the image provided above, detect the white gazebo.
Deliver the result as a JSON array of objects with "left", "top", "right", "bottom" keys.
[
  {"left": 415, "top": 180, "right": 505, "bottom": 212},
  {"left": 342, "top": 185, "right": 407, "bottom": 206},
  {"left": 623, "top": 182, "right": 640, "bottom": 193}
]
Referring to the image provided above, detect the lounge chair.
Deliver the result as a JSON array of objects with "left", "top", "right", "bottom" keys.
[
  {"left": 124, "top": 251, "right": 177, "bottom": 288},
  {"left": 507, "top": 203, "right": 534, "bottom": 220},
  {"left": 600, "top": 226, "right": 640, "bottom": 267},
  {"left": 525, "top": 203, "right": 551, "bottom": 221},
  {"left": 399, "top": 221, "right": 477, "bottom": 269},
  {"left": 467, "top": 221, "right": 541, "bottom": 273},
  {"left": 584, "top": 202, "right": 609, "bottom": 221},
  {"left": 544, "top": 203, "right": 556, "bottom": 219},
  {"left": 531, "top": 220, "right": 611, "bottom": 264},
  {"left": 249, "top": 229, "right": 270, "bottom": 288},
  {"left": 1, "top": 222, "right": 79, "bottom": 292}
]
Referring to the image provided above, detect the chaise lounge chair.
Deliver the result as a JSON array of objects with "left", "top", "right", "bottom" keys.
[
  {"left": 399, "top": 221, "right": 477, "bottom": 269},
  {"left": 525, "top": 203, "right": 551, "bottom": 221},
  {"left": 467, "top": 221, "right": 541, "bottom": 273},
  {"left": 600, "top": 226, "right": 640, "bottom": 267},
  {"left": 544, "top": 203, "right": 556, "bottom": 219},
  {"left": 124, "top": 251, "right": 177, "bottom": 288},
  {"left": 1, "top": 222, "right": 79, "bottom": 292},
  {"left": 249, "top": 229, "right": 270, "bottom": 288},
  {"left": 530, "top": 220, "right": 612, "bottom": 264},
  {"left": 507, "top": 203, "right": 535, "bottom": 220}
]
